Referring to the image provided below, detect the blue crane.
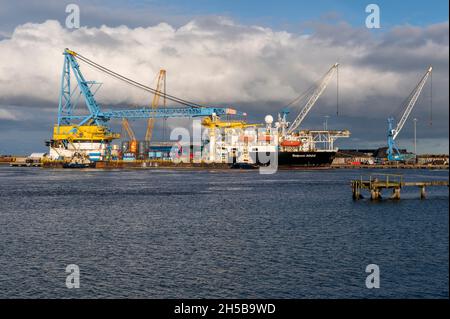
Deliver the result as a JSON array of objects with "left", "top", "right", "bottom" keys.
[
  {"left": 387, "top": 66, "right": 432, "bottom": 161},
  {"left": 57, "top": 48, "right": 242, "bottom": 128}
]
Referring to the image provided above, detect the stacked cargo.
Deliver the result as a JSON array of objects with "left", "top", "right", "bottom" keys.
[
  {"left": 120, "top": 140, "right": 154, "bottom": 160},
  {"left": 121, "top": 141, "right": 135, "bottom": 160}
]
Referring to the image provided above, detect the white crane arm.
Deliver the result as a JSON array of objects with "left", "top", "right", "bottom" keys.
[
  {"left": 287, "top": 63, "right": 339, "bottom": 134},
  {"left": 393, "top": 66, "right": 432, "bottom": 140}
]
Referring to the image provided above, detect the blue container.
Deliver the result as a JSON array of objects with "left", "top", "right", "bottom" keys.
[
  {"left": 89, "top": 152, "right": 102, "bottom": 162},
  {"left": 123, "top": 152, "right": 136, "bottom": 161}
]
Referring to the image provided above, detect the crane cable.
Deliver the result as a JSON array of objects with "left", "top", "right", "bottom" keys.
[
  {"left": 73, "top": 52, "right": 206, "bottom": 108},
  {"left": 391, "top": 85, "right": 416, "bottom": 120},
  {"left": 281, "top": 77, "right": 321, "bottom": 110},
  {"left": 391, "top": 68, "right": 433, "bottom": 127},
  {"left": 281, "top": 64, "right": 339, "bottom": 113}
]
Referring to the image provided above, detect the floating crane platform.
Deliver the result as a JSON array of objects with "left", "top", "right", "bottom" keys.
[{"left": 351, "top": 173, "right": 449, "bottom": 200}]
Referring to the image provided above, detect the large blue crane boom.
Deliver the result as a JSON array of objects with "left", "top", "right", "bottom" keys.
[{"left": 57, "top": 48, "right": 242, "bottom": 128}]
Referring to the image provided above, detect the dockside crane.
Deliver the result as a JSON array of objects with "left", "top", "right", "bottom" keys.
[
  {"left": 122, "top": 118, "right": 136, "bottom": 141},
  {"left": 387, "top": 66, "right": 432, "bottom": 161},
  {"left": 145, "top": 69, "right": 166, "bottom": 143},
  {"left": 280, "top": 63, "right": 340, "bottom": 136},
  {"left": 54, "top": 49, "right": 242, "bottom": 144}
]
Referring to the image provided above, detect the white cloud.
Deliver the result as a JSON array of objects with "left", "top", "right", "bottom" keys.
[
  {"left": 0, "top": 18, "right": 448, "bottom": 151},
  {"left": 0, "top": 19, "right": 446, "bottom": 110},
  {"left": 0, "top": 108, "right": 17, "bottom": 120}
]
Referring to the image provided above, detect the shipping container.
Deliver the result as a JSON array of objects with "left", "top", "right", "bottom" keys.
[
  {"left": 88, "top": 152, "right": 102, "bottom": 161},
  {"left": 123, "top": 152, "right": 136, "bottom": 161}
]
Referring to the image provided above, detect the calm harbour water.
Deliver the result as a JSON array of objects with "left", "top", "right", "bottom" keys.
[{"left": 0, "top": 166, "right": 448, "bottom": 298}]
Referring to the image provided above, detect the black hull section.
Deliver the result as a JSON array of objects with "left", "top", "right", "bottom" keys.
[
  {"left": 251, "top": 151, "right": 336, "bottom": 167},
  {"left": 62, "top": 162, "right": 96, "bottom": 169}
]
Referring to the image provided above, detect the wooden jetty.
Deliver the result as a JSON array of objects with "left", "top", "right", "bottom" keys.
[{"left": 351, "top": 173, "right": 449, "bottom": 200}]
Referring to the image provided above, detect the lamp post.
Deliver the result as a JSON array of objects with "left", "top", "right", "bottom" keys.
[
  {"left": 413, "top": 118, "right": 418, "bottom": 155},
  {"left": 324, "top": 115, "right": 330, "bottom": 131}
]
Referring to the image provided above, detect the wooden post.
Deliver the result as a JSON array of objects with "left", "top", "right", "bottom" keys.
[
  {"left": 391, "top": 187, "right": 401, "bottom": 200},
  {"left": 420, "top": 186, "right": 426, "bottom": 199},
  {"left": 352, "top": 181, "right": 361, "bottom": 200},
  {"left": 371, "top": 188, "right": 381, "bottom": 200},
  {"left": 352, "top": 182, "right": 356, "bottom": 200}
]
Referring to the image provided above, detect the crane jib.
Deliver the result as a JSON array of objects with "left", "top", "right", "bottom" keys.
[
  {"left": 287, "top": 63, "right": 339, "bottom": 134},
  {"left": 392, "top": 67, "right": 432, "bottom": 140},
  {"left": 58, "top": 48, "right": 243, "bottom": 127}
]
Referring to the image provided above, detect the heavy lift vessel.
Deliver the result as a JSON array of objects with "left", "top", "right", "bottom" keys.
[
  {"left": 47, "top": 49, "right": 242, "bottom": 165},
  {"left": 47, "top": 49, "right": 350, "bottom": 167}
]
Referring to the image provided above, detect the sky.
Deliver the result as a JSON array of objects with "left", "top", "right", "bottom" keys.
[{"left": 0, "top": 0, "right": 448, "bottom": 154}]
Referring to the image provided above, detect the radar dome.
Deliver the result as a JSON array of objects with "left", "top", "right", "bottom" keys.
[{"left": 265, "top": 115, "right": 274, "bottom": 124}]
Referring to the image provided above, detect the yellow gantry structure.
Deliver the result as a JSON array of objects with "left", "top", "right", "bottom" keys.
[
  {"left": 201, "top": 115, "right": 261, "bottom": 163},
  {"left": 201, "top": 115, "right": 260, "bottom": 130},
  {"left": 52, "top": 125, "right": 120, "bottom": 142}
]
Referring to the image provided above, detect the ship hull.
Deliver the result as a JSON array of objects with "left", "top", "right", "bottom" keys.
[{"left": 251, "top": 151, "right": 336, "bottom": 167}]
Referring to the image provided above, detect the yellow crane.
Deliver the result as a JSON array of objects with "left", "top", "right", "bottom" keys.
[
  {"left": 122, "top": 118, "right": 139, "bottom": 154},
  {"left": 122, "top": 118, "right": 136, "bottom": 141},
  {"left": 145, "top": 69, "right": 166, "bottom": 142}
]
